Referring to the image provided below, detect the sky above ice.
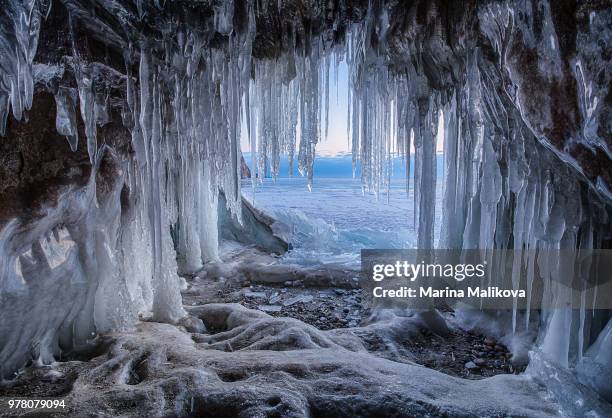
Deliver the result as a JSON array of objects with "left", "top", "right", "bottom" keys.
[{"left": 241, "top": 61, "right": 444, "bottom": 157}]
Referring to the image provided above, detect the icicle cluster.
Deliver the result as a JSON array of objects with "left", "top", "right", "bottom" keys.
[
  {"left": 341, "top": 1, "right": 612, "bottom": 396},
  {"left": 0, "top": 0, "right": 45, "bottom": 135},
  {"left": 248, "top": 41, "right": 342, "bottom": 191},
  {"left": 0, "top": 0, "right": 256, "bottom": 377}
]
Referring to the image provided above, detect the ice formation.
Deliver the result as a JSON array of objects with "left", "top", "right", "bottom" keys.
[{"left": 0, "top": 0, "right": 611, "bottom": 410}]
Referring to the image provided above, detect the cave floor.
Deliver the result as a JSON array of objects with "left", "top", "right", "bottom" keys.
[
  {"left": 1, "top": 244, "right": 547, "bottom": 418},
  {"left": 183, "top": 244, "right": 521, "bottom": 381}
]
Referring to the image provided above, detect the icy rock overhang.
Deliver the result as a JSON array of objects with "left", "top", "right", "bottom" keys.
[
  {"left": 1, "top": 1, "right": 610, "bottom": 201},
  {"left": 0, "top": 0, "right": 611, "bottom": 401}
]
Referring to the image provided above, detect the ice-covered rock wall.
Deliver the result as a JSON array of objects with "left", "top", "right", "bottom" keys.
[
  {"left": 340, "top": 1, "right": 612, "bottom": 399},
  {"left": 0, "top": 0, "right": 610, "bottom": 400}
]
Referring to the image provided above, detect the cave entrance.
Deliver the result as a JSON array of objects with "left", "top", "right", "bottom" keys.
[{"left": 240, "top": 56, "right": 445, "bottom": 269}]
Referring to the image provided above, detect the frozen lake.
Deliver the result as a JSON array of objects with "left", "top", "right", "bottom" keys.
[{"left": 242, "top": 167, "right": 443, "bottom": 268}]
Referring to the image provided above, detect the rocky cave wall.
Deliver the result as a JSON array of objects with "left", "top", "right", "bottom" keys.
[{"left": 0, "top": 0, "right": 611, "bottom": 396}]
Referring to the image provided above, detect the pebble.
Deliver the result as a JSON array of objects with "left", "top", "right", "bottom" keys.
[
  {"left": 258, "top": 305, "right": 282, "bottom": 313},
  {"left": 473, "top": 358, "right": 487, "bottom": 367},
  {"left": 282, "top": 295, "right": 314, "bottom": 306},
  {"left": 179, "top": 316, "right": 206, "bottom": 333},
  {"left": 465, "top": 361, "right": 478, "bottom": 370},
  {"left": 484, "top": 337, "right": 496, "bottom": 346},
  {"left": 494, "top": 345, "right": 505, "bottom": 352},
  {"left": 244, "top": 290, "right": 267, "bottom": 299}
]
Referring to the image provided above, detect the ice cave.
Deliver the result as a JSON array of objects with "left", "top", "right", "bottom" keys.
[{"left": 0, "top": 0, "right": 611, "bottom": 416}]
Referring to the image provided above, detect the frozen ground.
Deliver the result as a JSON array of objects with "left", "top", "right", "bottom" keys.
[{"left": 0, "top": 244, "right": 558, "bottom": 418}]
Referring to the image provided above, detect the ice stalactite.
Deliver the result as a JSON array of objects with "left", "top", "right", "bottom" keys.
[
  {"left": 54, "top": 86, "right": 79, "bottom": 151},
  {"left": 0, "top": 0, "right": 44, "bottom": 135},
  {"left": 74, "top": 64, "right": 97, "bottom": 163}
]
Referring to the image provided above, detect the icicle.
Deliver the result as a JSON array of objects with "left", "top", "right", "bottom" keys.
[
  {"left": 54, "top": 87, "right": 79, "bottom": 151},
  {"left": 94, "top": 91, "right": 110, "bottom": 126},
  {"left": 76, "top": 68, "right": 97, "bottom": 164},
  {"left": 324, "top": 53, "right": 330, "bottom": 141},
  {"left": 440, "top": 92, "right": 458, "bottom": 248},
  {"left": 415, "top": 97, "right": 438, "bottom": 249},
  {"left": 0, "top": 93, "right": 9, "bottom": 136},
  {"left": 0, "top": 0, "right": 41, "bottom": 127}
]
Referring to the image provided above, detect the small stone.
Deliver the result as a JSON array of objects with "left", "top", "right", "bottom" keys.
[
  {"left": 343, "top": 307, "right": 350, "bottom": 313},
  {"left": 319, "top": 316, "right": 326, "bottom": 322},
  {"left": 494, "top": 345, "right": 505, "bottom": 352},
  {"left": 282, "top": 295, "right": 314, "bottom": 306},
  {"left": 178, "top": 316, "right": 206, "bottom": 334},
  {"left": 505, "top": 352, "right": 513, "bottom": 359},
  {"left": 473, "top": 358, "right": 487, "bottom": 367},
  {"left": 42, "top": 370, "right": 64, "bottom": 382},
  {"left": 244, "top": 290, "right": 267, "bottom": 299},
  {"left": 465, "top": 361, "right": 478, "bottom": 370},
  {"left": 258, "top": 305, "right": 282, "bottom": 313},
  {"left": 334, "top": 289, "right": 347, "bottom": 295},
  {"left": 484, "top": 337, "right": 496, "bottom": 346}
]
